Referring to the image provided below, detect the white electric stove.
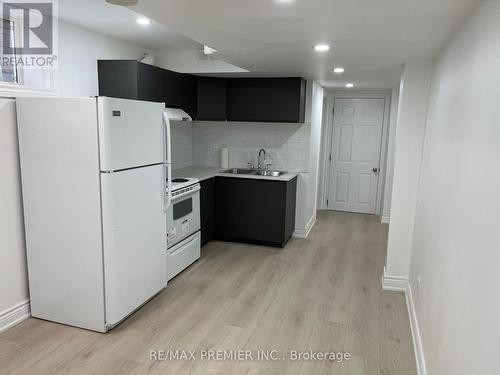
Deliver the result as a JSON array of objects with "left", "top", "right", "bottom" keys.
[{"left": 165, "top": 177, "right": 201, "bottom": 281}]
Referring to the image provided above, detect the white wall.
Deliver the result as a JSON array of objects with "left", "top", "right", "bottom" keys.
[
  {"left": 409, "top": 1, "right": 500, "bottom": 373},
  {"left": 0, "top": 99, "right": 29, "bottom": 322},
  {"left": 57, "top": 21, "right": 149, "bottom": 96},
  {"left": 316, "top": 97, "right": 329, "bottom": 209},
  {"left": 385, "top": 61, "right": 433, "bottom": 278},
  {"left": 305, "top": 82, "right": 325, "bottom": 227},
  {"left": 381, "top": 85, "right": 400, "bottom": 223}
]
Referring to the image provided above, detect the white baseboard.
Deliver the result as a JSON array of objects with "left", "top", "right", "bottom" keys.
[
  {"left": 405, "top": 283, "right": 427, "bottom": 375},
  {"left": 293, "top": 214, "right": 317, "bottom": 239},
  {"left": 381, "top": 214, "right": 390, "bottom": 224},
  {"left": 0, "top": 300, "right": 31, "bottom": 333},
  {"left": 381, "top": 266, "right": 407, "bottom": 291},
  {"left": 381, "top": 267, "right": 427, "bottom": 375}
]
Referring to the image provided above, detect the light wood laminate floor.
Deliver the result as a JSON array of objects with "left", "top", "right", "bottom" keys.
[{"left": 0, "top": 211, "right": 417, "bottom": 375}]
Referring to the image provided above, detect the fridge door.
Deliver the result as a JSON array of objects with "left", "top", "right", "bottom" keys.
[
  {"left": 98, "top": 97, "right": 166, "bottom": 172},
  {"left": 101, "top": 164, "right": 167, "bottom": 327}
]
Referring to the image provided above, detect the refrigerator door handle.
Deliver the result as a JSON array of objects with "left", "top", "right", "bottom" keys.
[
  {"left": 163, "top": 111, "right": 171, "bottom": 164},
  {"left": 164, "top": 162, "right": 172, "bottom": 213},
  {"left": 163, "top": 111, "right": 172, "bottom": 213}
]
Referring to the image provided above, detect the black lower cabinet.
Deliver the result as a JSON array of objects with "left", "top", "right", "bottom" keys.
[
  {"left": 215, "top": 177, "right": 297, "bottom": 248},
  {"left": 200, "top": 178, "right": 215, "bottom": 246}
]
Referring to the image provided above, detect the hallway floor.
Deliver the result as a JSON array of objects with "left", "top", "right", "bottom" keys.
[{"left": 0, "top": 211, "right": 416, "bottom": 375}]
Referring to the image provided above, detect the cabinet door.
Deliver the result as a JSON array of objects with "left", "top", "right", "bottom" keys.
[
  {"left": 180, "top": 74, "right": 198, "bottom": 119},
  {"left": 98, "top": 60, "right": 197, "bottom": 118},
  {"left": 200, "top": 178, "right": 215, "bottom": 245},
  {"left": 98, "top": 60, "right": 138, "bottom": 100},
  {"left": 137, "top": 63, "right": 166, "bottom": 103},
  {"left": 162, "top": 69, "right": 197, "bottom": 119},
  {"left": 197, "top": 77, "right": 226, "bottom": 120},
  {"left": 215, "top": 177, "right": 287, "bottom": 244},
  {"left": 226, "top": 78, "right": 306, "bottom": 123}
]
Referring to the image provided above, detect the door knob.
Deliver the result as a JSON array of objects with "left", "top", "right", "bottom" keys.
[{"left": 372, "top": 167, "right": 380, "bottom": 174}]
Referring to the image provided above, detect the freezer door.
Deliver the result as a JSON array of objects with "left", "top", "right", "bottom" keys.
[
  {"left": 98, "top": 97, "right": 166, "bottom": 171},
  {"left": 101, "top": 164, "right": 167, "bottom": 326}
]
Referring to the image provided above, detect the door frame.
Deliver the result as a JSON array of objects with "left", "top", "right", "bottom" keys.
[{"left": 318, "top": 91, "right": 392, "bottom": 216}]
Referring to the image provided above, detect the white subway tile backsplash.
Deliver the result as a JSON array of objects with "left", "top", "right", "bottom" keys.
[
  {"left": 171, "top": 122, "right": 193, "bottom": 169},
  {"left": 171, "top": 120, "right": 311, "bottom": 172},
  {"left": 192, "top": 121, "right": 311, "bottom": 172}
]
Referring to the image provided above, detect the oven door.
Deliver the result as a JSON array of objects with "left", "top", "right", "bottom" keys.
[{"left": 167, "top": 186, "right": 200, "bottom": 248}]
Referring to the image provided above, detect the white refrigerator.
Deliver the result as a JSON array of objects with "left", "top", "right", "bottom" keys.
[{"left": 16, "top": 97, "right": 171, "bottom": 332}]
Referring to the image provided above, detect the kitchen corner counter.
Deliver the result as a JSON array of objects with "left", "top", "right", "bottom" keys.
[
  {"left": 172, "top": 166, "right": 224, "bottom": 182},
  {"left": 172, "top": 166, "right": 298, "bottom": 182}
]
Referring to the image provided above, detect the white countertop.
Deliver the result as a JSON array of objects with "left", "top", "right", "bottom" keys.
[
  {"left": 172, "top": 166, "right": 223, "bottom": 182},
  {"left": 172, "top": 166, "right": 298, "bottom": 182}
]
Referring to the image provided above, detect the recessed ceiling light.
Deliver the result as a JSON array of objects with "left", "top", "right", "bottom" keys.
[
  {"left": 333, "top": 67, "right": 345, "bottom": 74},
  {"left": 276, "top": 0, "right": 294, "bottom": 3},
  {"left": 136, "top": 17, "right": 152, "bottom": 26},
  {"left": 345, "top": 83, "right": 354, "bottom": 88},
  {"left": 314, "top": 44, "right": 330, "bottom": 52}
]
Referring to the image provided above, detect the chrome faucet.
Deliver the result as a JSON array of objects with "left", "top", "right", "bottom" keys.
[{"left": 257, "top": 148, "right": 266, "bottom": 170}]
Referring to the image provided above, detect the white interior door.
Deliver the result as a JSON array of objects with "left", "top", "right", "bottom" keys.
[
  {"left": 327, "top": 98, "right": 385, "bottom": 214},
  {"left": 101, "top": 164, "right": 167, "bottom": 326}
]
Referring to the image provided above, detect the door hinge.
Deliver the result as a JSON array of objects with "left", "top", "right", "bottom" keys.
[{"left": 328, "top": 154, "right": 332, "bottom": 162}]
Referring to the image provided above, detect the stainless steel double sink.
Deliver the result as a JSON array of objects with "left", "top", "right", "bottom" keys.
[{"left": 222, "top": 168, "right": 286, "bottom": 177}]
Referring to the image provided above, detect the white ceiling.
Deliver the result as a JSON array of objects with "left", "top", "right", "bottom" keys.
[
  {"left": 129, "top": 0, "right": 479, "bottom": 89},
  {"left": 59, "top": 0, "right": 201, "bottom": 50},
  {"left": 59, "top": 0, "right": 479, "bottom": 90}
]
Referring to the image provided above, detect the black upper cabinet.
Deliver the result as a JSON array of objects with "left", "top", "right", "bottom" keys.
[
  {"left": 197, "top": 77, "right": 226, "bottom": 121},
  {"left": 97, "top": 60, "right": 197, "bottom": 118},
  {"left": 226, "top": 78, "right": 306, "bottom": 123},
  {"left": 197, "top": 77, "right": 306, "bottom": 123},
  {"left": 98, "top": 60, "right": 138, "bottom": 100},
  {"left": 172, "top": 72, "right": 197, "bottom": 119},
  {"left": 136, "top": 61, "right": 165, "bottom": 103},
  {"left": 98, "top": 60, "right": 306, "bottom": 123}
]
